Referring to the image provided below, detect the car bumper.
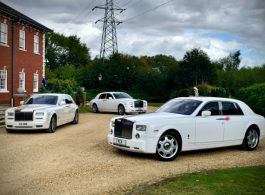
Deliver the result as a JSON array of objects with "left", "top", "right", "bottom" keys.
[
  {"left": 5, "top": 120, "right": 50, "bottom": 130},
  {"left": 108, "top": 134, "right": 157, "bottom": 154},
  {"left": 125, "top": 107, "right": 147, "bottom": 113}
]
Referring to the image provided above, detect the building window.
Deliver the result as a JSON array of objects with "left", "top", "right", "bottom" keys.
[
  {"left": 33, "top": 73, "right": 38, "bottom": 92},
  {"left": 34, "top": 35, "right": 39, "bottom": 53},
  {"left": 0, "top": 70, "right": 8, "bottom": 92},
  {"left": 19, "top": 30, "right": 25, "bottom": 49},
  {"left": 19, "top": 72, "right": 25, "bottom": 91},
  {"left": 1, "top": 23, "right": 7, "bottom": 44}
]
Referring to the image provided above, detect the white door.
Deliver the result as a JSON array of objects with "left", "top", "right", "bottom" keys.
[
  {"left": 105, "top": 93, "right": 115, "bottom": 111},
  {"left": 97, "top": 93, "right": 107, "bottom": 111},
  {"left": 195, "top": 102, "right": 224, "bottom": 144},
  {"left": 221, "top": 102, "right": 245, "bottom": 142},
  {"left": 65, "top": 95, "right": 75, "bottom": 121},
  {"left": 58, "top": 96, "right": 68, "bottom": 124}
]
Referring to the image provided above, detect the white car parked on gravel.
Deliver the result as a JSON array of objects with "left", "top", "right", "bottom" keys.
[
  {"left": 90, "top": 92, "right": 147, "bottom": 115},
  {"left": 108, "top": 97, "right": 265, "bottom": 161},
  {"left": 5, "top": 94, "right": 79, "bottom": 133}
]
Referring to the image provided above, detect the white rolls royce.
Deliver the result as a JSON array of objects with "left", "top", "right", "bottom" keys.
[
  {"left": 108, "top": 97, "right": 265, "bottom": 161},
  {"left": 90, "top": 92, "right": 147, "bottom": 115},
  {"left": 5, "top": 94, "right": 79, "bottom": 133}
]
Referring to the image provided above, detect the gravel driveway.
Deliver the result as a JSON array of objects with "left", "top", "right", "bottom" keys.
[{"left": 0, "top": 106, "right": 265, "bottom": 195}]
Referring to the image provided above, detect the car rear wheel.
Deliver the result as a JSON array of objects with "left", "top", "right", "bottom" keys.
[
  {"left": 46, "top": 115, "right": 57, "bottom": 133},
  {"left": 72, "top": 111, "right": 79, "bottom": 124},
  {"left": 155, "top": 131, "right": 181, "bottom": 161},
  {"left": 241, "top": 127, "right": 259, "bottom": 151},
  {"left": 118, "top": 105, "right": 125, "bottom": 115},
  {"left": 92, "top": 104, "right": 99, "bottom": 113}
]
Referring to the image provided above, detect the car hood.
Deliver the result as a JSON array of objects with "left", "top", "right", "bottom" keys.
[
  {"left": 115, "top": 112, "right": 190, "bottom": 122},
  {"left": 6, "top": 104, "right": 55, "bottom": 112}
]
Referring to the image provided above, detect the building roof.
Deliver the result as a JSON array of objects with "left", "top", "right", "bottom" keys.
[{"left": 0, "top": 1, "right": 53, "bottom": 32}]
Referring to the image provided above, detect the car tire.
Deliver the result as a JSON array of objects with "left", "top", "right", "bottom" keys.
[
  {"left": 72, "top": 110, "right": 79, "bottom": 124},
  {"left": 138, "top": 112, "right": 146, "bottom": 114},
  {"left": 241, "top": 127, "right": 259, "bottom": 151},
  {"left": 46, "top": 115, "right": 57, "bottom": 133},
  {"left": 6, "top": 129, "right": 16, "bottom": 133},
  {"left": 92, "top": 104, "right": 99, "bottom": 113},
  {"left": 154, "top": 131, "right": 181, "bottom": 161},
  {"left": 118, "top": 105, "right": 125, "bottom": 115}
]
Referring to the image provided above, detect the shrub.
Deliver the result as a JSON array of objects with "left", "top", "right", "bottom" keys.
[
  {"left": 46, "top": 78, "right": 78, "bottom": 92},
  {"left": 76, "top": 87, "right": 84, "bottom": 106},
  {"left": 169, "top": 88, "right": 191, "bottom": 99},
  {"left": 51, "top": 79, "right": 63, "bottom": 93},
  {"left": 38, "top": 84, "right": 48, "bottom": 93},
  {"left": 64, "top": 84, "right": 74, "bottom": 98},
  {"left": 235, "top": 83, "right": 265, "bottom": 116}
]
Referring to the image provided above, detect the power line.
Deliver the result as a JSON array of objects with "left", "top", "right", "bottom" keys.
[
  {"left": 123, "top": 0, "right": 173, "bottom": 22},
  {"left": 62, "top": 0, "right": 97, "bottom": 33}
]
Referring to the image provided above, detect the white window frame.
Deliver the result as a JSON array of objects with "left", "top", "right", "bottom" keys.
[
  {"left": 33, "top": 73, "right": 38, "bottom": 92},
  {"left": 1, "top": 23, "right": 8, "bottom": 45},
  {"left": 34, "top": 35, "right": 39, "bottom": 53},
  {"left": 0, "top": 70, "right": 8, "bottom": 93},
  {"left": 19, "top": 30, "right": 25, "bottom": 50},
  {"left": 19, "top": 72, "right": 26, "bottom": 92}
]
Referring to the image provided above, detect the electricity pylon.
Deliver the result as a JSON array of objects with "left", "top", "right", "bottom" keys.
[{"left": 93, "top": 0, "right": 125, "bottom": 60}]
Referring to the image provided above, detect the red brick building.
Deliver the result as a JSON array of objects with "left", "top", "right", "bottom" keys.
[{"left": 0, "top": 2, "right": 52, "bottom": 105}]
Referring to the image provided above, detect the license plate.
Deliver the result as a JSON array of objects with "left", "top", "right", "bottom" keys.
[
  {"left": 18, "top": 123, "right": 27, "bottom": 126},
  {"left": 113, "top": 138, "right": 126, "bottom": 146}
]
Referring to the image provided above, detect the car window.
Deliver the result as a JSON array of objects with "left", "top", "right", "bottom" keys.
[
  {"left": 65, "top": 95, "right": 73, "bottom": 104},
  {"left": 222, "top": 102, "right": 244, "bottom": 115},
  {"left": 106, "top": 94, "right": 113, "bottom": 99},
  {"left": 113, "top": 93, "right": 132, "bottom": 99},
  {"left": 155, "top": 100, "right": 202, "bottom": 115},
  {"left": 24, "top": 95, "right": 58, "bottom": 105},
  {"left": 99, "top": 94, "right": 106, "bottom": 99},
  {"left": 197, "top": 102, "right": 220, "bottom": 116}
]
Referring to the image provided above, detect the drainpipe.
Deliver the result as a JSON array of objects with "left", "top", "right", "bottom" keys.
[{"left": 11, "top": 17, "right": 21, "bottom": 107}]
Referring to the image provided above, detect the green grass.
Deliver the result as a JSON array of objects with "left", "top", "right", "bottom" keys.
[
  {"left": 79, "top": 105, "right": 92, "bottom": 113},
  {"left": 133, "top": 166, "right": 265, "bottom": 195},
  {"left": 148, "top": 103, "right": 164, "bottom": 107}
]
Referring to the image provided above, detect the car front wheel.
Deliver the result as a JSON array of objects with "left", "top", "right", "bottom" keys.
[
  {"left": 92, "top": 104, "right": 99, "bottom": 113},
  {"left": 155, "top": 131, "right": 181, "bottom": 161},
  {"left": 241, "top": 127, "right": 259, "bottom": 151},
  {"left": 118, "top": 105, "right": 125, "bottom": 115},
  {"left": 46, "top": 115, "right": 57, "bottom": 133}
]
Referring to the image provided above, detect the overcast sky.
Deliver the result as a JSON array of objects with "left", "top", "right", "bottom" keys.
[{"left": 3, "top": 0, "right": 265, "bottom": 67}]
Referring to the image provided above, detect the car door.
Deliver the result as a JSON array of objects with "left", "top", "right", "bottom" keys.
[
  {"left": 104, "top": 93, "right": 115, "bottom": 111},
  {"left": 65, "top": 95, "right": 75, "bottom": 121},
  {"left": 221, "top": 101, "right": 245, "bottom": 142},
  {"left": 97, "top": 93, "right": 107, "bottom": 111},
  {"left": 195, "top": 101, "right": 224, "bottom": 144},
  {"left": 58, "top": 96, "right": 68, "bottom": 125}
]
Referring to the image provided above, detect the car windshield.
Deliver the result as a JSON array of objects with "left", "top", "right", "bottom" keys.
[
  {"left": 113, "top": 93, "right": 132, "bottom": 99},
  {"left": 155, "top": 99, "right": 202, "bottom": 115},
  {"left": 24, "top": 95, "right": 58, "bottom": 105}
]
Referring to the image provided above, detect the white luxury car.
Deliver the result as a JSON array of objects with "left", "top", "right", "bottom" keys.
[
  {"left": 108, "top": 97, "right": 265, "bottom": 161},
  {"left": 90, "top": 92, "right": 147, "bottom": 115},
  {"left": 5, "top": 94, "right": 79, "bottom": 133}
]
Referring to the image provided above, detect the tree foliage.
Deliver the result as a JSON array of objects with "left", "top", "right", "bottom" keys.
[
  {"left": 38, "top": 84, "right": 48, "bottom": 93},
  {"left": 219, "top": 50, "right": 241, "bottom": 70},
  {"left": 76, "top": 87, "right": 84, "bottom": 106},
  {"left": 64, "top": 84, "right": 74, "bottom": 98},
  {"left": 51, "top": 79, "right": 62, "bottom": 93}
]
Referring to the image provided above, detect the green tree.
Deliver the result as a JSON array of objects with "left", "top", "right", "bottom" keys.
[
  {"left": 76, "top": 87, "right": 84, "bottom": 106},
  {"left": 65, "top": 84, "right": 74, "bottom": 98},
  {"left": 38, "top": 84, "right": 48, "bottom": 93},
  {"left": 219, "top": 50, "right": 241, "bottom": 70},
  {"left": 178, "top": 48, "right": 217, "bottom": 88},
  {"left": 51, "top": 79, "right": 62, "bottom": 93}
]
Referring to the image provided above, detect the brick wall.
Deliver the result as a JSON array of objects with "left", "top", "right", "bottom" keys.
[{"left": 0, "top": 16, "right": 44, "bottom": 105}]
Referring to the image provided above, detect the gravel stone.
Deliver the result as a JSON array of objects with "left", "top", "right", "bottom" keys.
[{"left": 0, "top": 106, "right": 264, "bottom": 195}]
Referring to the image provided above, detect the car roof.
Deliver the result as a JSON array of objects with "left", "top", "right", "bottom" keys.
[
  {"left": 174, "top": 96, "right": 242, "bottom": 103},
  {"left": 31, "top": 93, "right": 68, "bottom": 97}
]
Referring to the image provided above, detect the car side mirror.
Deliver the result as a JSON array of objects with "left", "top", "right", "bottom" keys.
[
  {"left": 202, "top": 111, "right": 211, "bottom": 118},
  {"left": 61, "top": 101, "right": 66, "bottom": 105},
  {"left": 20, "top": 101, "right": 24, "bottom": 105},
  {"left": 109, "top": 97, "right": 113, "bottom": 100}
]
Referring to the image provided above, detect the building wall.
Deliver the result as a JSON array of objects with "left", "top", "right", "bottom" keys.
[{"left": 0, "top": 16, "right": 44, "bottom": 104}]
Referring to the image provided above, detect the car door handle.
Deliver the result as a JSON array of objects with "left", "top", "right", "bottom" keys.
[{"left": 216, "top": 118, "right": 226, "bottom": 120}]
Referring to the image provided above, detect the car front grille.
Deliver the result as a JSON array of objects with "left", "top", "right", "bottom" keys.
[
  {"left": 114, "top": 119, "right": 133, "bottom": 139},
  {"left": 134, "top": 101, "right": 143, "bottom": 108},
  {"left": 15, "top": 111, "right": 33, "bottom": 121}
]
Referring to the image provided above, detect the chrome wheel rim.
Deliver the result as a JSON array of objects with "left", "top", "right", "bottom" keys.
[
  {"left": 93, "top": 105, "right": 97, "bottom": 112},
  {"left": 51, "top": 117, "right": 56, "bottom": 132},
  {"left": 247, "top": 129, "right": 258, "bottom": 148},
  {"left": 157, "top": 135, "right": 178, "bottom": 159},
  {"left": 119, "top": 106, "right": 124, "bottom": 114}
]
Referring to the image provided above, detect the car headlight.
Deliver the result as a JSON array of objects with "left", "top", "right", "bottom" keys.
[
  {"left": 111, "top": 121, "right": 115, "bottom": 127},
  {"left": 129, "top": 102, "right": 133, "bottom": 106},
  {"left": 144, "top": 102, "right": 147, "bottom": 107},
  {"left": 35, "top": 112, "right": 44, "bottom": 116},
  {"left": 136, "top": 125, "right": 147, "bottom": 131},
  {"left": 7, "top": 112, "right": 14, "bottom": 116}
]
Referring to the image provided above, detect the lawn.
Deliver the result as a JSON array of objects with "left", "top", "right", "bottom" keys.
[
  {"left": 133, "top": 166, "right": 265, "bottom": 195},
  {"left": 79, "top": 105, "right": 92, "bottom": 113}
]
